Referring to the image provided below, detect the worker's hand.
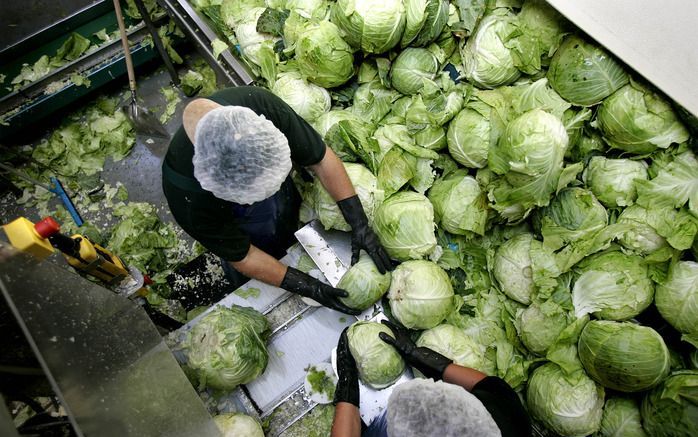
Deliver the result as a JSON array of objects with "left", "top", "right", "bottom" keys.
[
  {"left": 281, "top": 267, "right": 360, "bottom": 315},
  {"left": 334, "top": 327, "right": 360, "bottom": 407},
  {"left": 337, "top": 195, "right": 393, "bottom": 274},
  {"left": 379, "top": 319, "right": 453, "bottom": 381}
]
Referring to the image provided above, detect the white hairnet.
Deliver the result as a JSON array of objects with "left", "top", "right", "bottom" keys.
[
  {"left": 193, "top": 106, "right": 292, "bottom": 204},
  {"left": 387, "top": 378, "right": 501, "bottom": 437}
]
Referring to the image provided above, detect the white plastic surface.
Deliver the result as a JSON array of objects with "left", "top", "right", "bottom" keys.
[{"left": 545, "top": 0, "right": 698, "bottom": 117}]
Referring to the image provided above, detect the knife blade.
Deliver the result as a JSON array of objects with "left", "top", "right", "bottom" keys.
[{"left": 294, "top": 221, "right": 348, "bottom": 287}]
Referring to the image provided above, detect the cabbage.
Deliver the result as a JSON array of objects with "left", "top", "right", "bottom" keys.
[
  {"left": 517, "top": 300, "right": 570, "bottom": 355},
  {"left": 655, "top": 261, "right": 698, "bottom": 348},
  {"left": 416, "top": 324, "right": 485, "bottom": 370},
  {"left": 312, "top": 163, "right": 384, "bottom": 231},
  {"left": 213, "top": 413, "right": 264, "bottom": 437},
  {"left": 389, "top": 48, "right": 440, "bottom": 95},
  {"left": 295, "top": 20, "right": 355, "bottom": 87},
  {"left": 313, "top": 109, "right": 378, "bottom": 164},
  {"left": 595, "top": 397, "right": 648, "bottom": 437},
  {"left": 337, "top": 253, "right": 392, "bottom": 310},
  {"left": 547, "top": 35, "right": 628, "bottom": 106},
  {"left": 578, "top": 320, "right": 670, "bottom": 393},
  {"left": 221, "top": 0, "right": 265, "bottom": 28},
  {"left": 347, "top": 321, "right": 405, "bottom": 389},
  {"left": 330, "top": 0, "right": 406, "bottom": 54},
  {"left": 583, "top": 157, "right": 649, "bottom": 207},
  {"left": 487, "top": 109, "right": 569, "bottom": 222},
  {"left": 374, "top": 191, "right": 437, "bottom": 261},
  {"left": 388, "top": 260, "right": 455, "bottom": 329},
  {"left": 596, "top": 82, "right": 690, "bottom": 154},
  {"left": 527, "top": 363, "right": 605, "bottom": 436},
  {"left": 234, "top": 8, "right": 278, "bottom": 68},
  {"left": 186, "top": 306, "right": 270, "bottom": 390},
  {"left": 572, "top": 251, "right": 654, "bottom": 321},
  {"left": 492, "top": 233, "right": 537, "bottom": 305},
  {"left": 428, "top": 169, "right": 488, "bottom": 237},
  {"left": 350, "top": 80, "right": 402, "bottom": 125},
  {"left": 536, "top": 187, "right": 608, "bottom": 252},
  {"left": 401, "top": 0, "right": 449, "bottom": 48},
  {"left": 617, "top": 204, "right": 672, "bottom": 255},
  {"left": 636, "top": 150, "right": 698, "bottom": 217},
  {"left": 461, "top": 9, "right": 520, "bottom": 89},
  {"left": 285, "top": 0, "right": 328, "bottom": 19},
  {"left": 271, "top": 70, "right": 331, "bottom": 122},
  {"left": 446, "top": 106, "right": 490, "bottom": 168},
  {"left": 641, "top": 370, "right": 698, "bottom": 437}
]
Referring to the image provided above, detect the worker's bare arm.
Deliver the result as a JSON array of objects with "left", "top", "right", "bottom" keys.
[
  {"left": 230, "top": 245, "right": 288, "bottom": 287},
  {"left": 331, "top": 402, "right": 362, "bottom": 437},
  {"left": 442, "top": 363, "right": 488, "bottom": 391},
  {"left": 309, "top": 146, "right": 356, "bottom": 202}
]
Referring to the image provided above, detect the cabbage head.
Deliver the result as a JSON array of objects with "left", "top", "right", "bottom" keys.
[
  {"left": 338, "top": 253, "right": 392, "bottom": 310},
  {"left": 221, "top": 0, "right": 265, "bottom": 29},
  {"left": 313, "top": 109, "right": 376, "bottom": 163},
  {"left": 312, "top": 163, "right": 383, "bottom": 231},
  {"left": 374, "top": 191, "right": 437, "bottom": 261},
  {"left": 487, "top": 109, "right": 568, "bottom": 221},
  {"left": 234, "top": 8, "right": 278, "bottom": 68},
  {"left": 350, "top": 80, "right": 402, "bottom": 126},
  {"left": 389, "top": 48, "right": 440, "bottom": 95},
  {"left": 617, "top": 204, "right": 672, "bottom": 255},
  {"left": 596, "top": 82, "right": 689, "bottom": 154},
  {"left": 347, "top": 321, "right": 405, "bottom": 389},
  {"left": 536, "top": 187, "right": 608, "bottom": 251},
  {"left": 296, "top": 20, "right": 355, "bottom": 87},
  {"left": 213, "top": 413, "right": 264, "bottom": 437},
  {"left": 330, "top": 0, "right": 406, "bottom": 54},
  {"left": 527, "top": 363, "right": 605, "bottom": 436},
  {"left": 428, "top": 169, "right": 488, "bottom": 237},
  {"left": 493, "top": 233, "right": 536, "bottom": 305},
  {"left": 447, "top": 105, "right": 490, "bottom": 168},
  {"left": 583, "top": 157, "right": 649, "bottom": 207},
  {"left": 186, "top": 306, "right": 270, "bottom": 390},
  {"left": 572, "top": 251, "right": 654, "bottom": 321},
  {"left": 517, "top": 300, "right": 570, "bottom": 355},
  {"left": 595, "top": 397, "right": 648, "bottom": 437},
  {"left": 401, "top": 0, "right": 449, "bottom": 48},
  {"left": 547, "top": 35, "right": 628, "bottom": 106},
  {"left": 579, "top": 320, "right": 670, "bottom": 393},
  {"left": 655, "top": 261, "right": 698, "bottom": 348},
  {"left": 388, "top": 260, "right": 455, "bottom": 329},
  {"left": 416, "top": 324, "right": 485, "bottom": 370},
  {"left": 461, "top": 9, "right": 521, "bottom": 89},
  {"left": 641, "top": 370, "right": 698, "bottom": 437},
  {"left": 271, "top": 71, "right": 331, "bottom": 122}
]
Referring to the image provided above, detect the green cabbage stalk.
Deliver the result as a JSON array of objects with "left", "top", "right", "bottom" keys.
[
  {"left": 572, "top": 251, "right": 655, "bottom": 321},
  {"left": 655, "top": 261, "right": 698, "bottom": 348},
  {"left": 428, "top": 169, "right": 489, "bottom": 236},
  {"left": 213, "top": 413, "right": 264, "bottom": 437},
  {"left": 295, "top": 20, "right": 355, "bottom": 87},
  {"left": 271, "top": 70, "right": 331, "bottom": 122},
  {"left": 461, "top": 9, "right": 521, "bottom": 89},
  {"left": 186, "top": 306, "right": 270, "bottom": 390},
  {"left": 583, "top": 157, "right": 649, "bottom": 207},
  {"left": 595, "top": 397, "right": 648, "bottom": 437},
  {"left": 596, "top": 82, "right": 689, "bottom": 154},
  {"left": 389, "top": 48, "right": 440, "bottom": 95},
  {"left": 330, "top": 0, "right": 406, "bottom": 54},
  {"left": 312, "top": 163, "right": 384, "bottom": 231},
  {"left": 374, "top": 191, "right": 437, "bottom": 260},
  {"left": 401, "top": 0, "right": 449, "bottom": 48},
  {"left": 578, "top": 321, "right": 670, "bottom": 393},
  {"left": 337, "top": 253, "right": 392, "bottom": 310},
  {"left": 641, "top": 370, "right": 698, "bottom": 437},
  {"left": 388, "top": 260, "right": 455, "bottom": 329},
  {"left": 416, "top": 324, "right": 485, "bottom": 370},
  {"left": 527, "top": 363, "right": 605, "bottom": 436},
  {"left": 547, "top": 35, "right": 628, "bottom": 106},
  {"left": 347, "top": 321, "right": 405, "bottom": 389}
]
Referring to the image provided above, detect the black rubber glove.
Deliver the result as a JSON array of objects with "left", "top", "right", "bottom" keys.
[
  {"left": 378, "top": 319, "right": 453, "bottom": 381},
  {"left": 337, "top": 195, "right": 393, "bottom": 274},
  {"left": 281, "top": 267, "right": 360, "bottom": 315},
  {"left": 333, "top": 327, "right": 360, "bottom": 407}
]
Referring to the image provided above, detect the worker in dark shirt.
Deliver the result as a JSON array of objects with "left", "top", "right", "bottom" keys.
[
  {"left": 332, "top": 320, "right": 532, "bottom": 437},
  {"left": 162, "top": 87, "right": 392, "bottom": 315}
]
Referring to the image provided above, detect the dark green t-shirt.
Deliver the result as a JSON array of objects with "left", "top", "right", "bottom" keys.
[{"left": 162, "top": 86, "right": 326, "bottom": 261}]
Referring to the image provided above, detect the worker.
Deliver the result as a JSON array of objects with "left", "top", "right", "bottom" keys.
[
  {"left": 332, "top": 320, "right": 532, "bottom": 437},
  {"left": 162, "top": 86, "right": 392, "bottom": 315}
]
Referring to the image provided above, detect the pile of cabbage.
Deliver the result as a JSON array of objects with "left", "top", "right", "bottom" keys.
[{"left": 195, "top": 0, "right": 698, "bottom": 435}]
